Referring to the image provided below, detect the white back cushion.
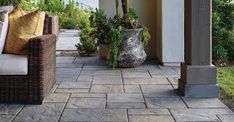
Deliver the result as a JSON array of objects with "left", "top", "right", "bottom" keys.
[
  {"left": 0, "top": 54, "right": 28, "bottom": 75},
  {"left": 0, "top": 11, "right": 8, "bottom": 54}
]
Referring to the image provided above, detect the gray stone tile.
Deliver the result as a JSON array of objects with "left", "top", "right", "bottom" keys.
[
  {"left": 161, "top": 69, "right": 179, "bottom": 77},
  {"left": 71, "top": 93, "right": 106, "bottom": 98},
  {"left": 56, "top": 76, "right": 78, "bottom": 82},
  {"left": 14, "top": 103, "right": 65, "bottom": 122},
  {"left": 217, "top": 114, "right": 234, "bottom": 122},
  {"left": 93, "top": 70, "right": 121, "bottom": 76},
  {"left": 93, "top": 76, "right": 122, "bottom": 85},
  {"left": 77, "top": 75, "right": 93, "bottom": 82},
  {"left": 56, "top": 63, "right": 83, "bottom": 68},
  {"left": 0, "top": 104, "right": 24, "bottom": 115},
  {"left": 91, "top": 85, "right": 124, "bottom": 93},
  {"left": 60, "top": 109, "right": 127, "bottom": 122},
  {"left": 56, "top": 68, "right": 81, "bottom": 75},
  {"left": 124, "top": 77, "right": 170, "bottom": 85},
  {"left": 141, "top": 85, "right": 177, "bottom": 97},
  {"left": 108, "top": 94, "right": 144, "bottom": 103},
  {"left": 170, "top": 108, "right": 233, "bottom": 122},
  {"left": 43, "top": 93, "right": 70, "bottom": 103},
  {"left": 55, "top": 88, "right": 89, "bottom": 93},
  {"left": 125, "top": 85, "right": 141, "bottom": 93},
  {"left": 67, "top": 97, "right": 106, "bottom": 108},
  {"left": 148, "top": 69, "right": 163, "bottom": 76},
  {"left": 58, "top": 82, "right": 91, "bottom": 89},
  {"left": 128, "top": 109, "right": 170, "bottom": 115},
  {"left": 56, "top": 57, "right": 75, "bottom": 64},
  {"left": 183, "top": 98, "right": 227, "bottom": 109},
  {"left": 129, "top": 115, "right": 174, "bottom": 122},
  {"left": 0, "top": 114, "right": 14, "bottom": 122},
  {"left": 107, "top": 94, "right": 145, "bottom": 109},
  {"left": 167, "top": 76, "right": 179, "bottom": 85},
  {"left": 107, "top": 102, "right": 146, "bottom": 109},
  {"left": 74, "top": 57, "right": 98, "bottom": 64},
  {"left": 83, "top": 65, "right": 107, "bottom": 69},
  {"left": 122, "top": 70, "right": 151, "bottom": 78},
  {"left": 146, "top": 97, "right": 187, "bottom": 109}
]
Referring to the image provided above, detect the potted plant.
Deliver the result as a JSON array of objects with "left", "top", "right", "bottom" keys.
[
  {"left": 90, "top": 9, "right": 111, "bottom": 60},
  {"left": 107, "top": 0, "right": 151, "bottom": 68},
  {"left": 75, "top": 26, "right": 97, "bottom": 57}
]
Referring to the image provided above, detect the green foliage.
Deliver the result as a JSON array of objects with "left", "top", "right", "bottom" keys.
[
  {"left": 0, "top": 0, "right": 21, "bottom": 6},
  {"left": 121, "top": 8, "right": 139, "bottom": 29},
  {"left": 76, "top": 27, "right": 97, "bottom": 54},
  {"left": 90, "top": 9, "right": 110, "bottom": 44},
  {"left": 213, "top": 0, "right": 234, "bottom": 60},
  {"left": 213, "top": 44, "right": 229, "bottom": 60},
  {"left": 218, "top": 66, "right": 234, "bottom": 111},
  {"left": 141, "top": 26, "right": 151, "bottom": 48},
  {"left": 19, "top": 0, "right": 38, "bottom": 11},
  {"left": 108, "top": 25, "right": 123, "bottom": 68}
]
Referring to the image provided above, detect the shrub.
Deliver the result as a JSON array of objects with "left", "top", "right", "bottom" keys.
[
  {"left": 76, "top": 27, "right": 97, "bottom": 54},
  {"left": 213, "top": 0, "right": 234, "bottom": 60}
]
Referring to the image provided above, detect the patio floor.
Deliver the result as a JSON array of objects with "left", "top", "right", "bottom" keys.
[{"left": 0, "top": 56, "right": 234, "bottom": 122}]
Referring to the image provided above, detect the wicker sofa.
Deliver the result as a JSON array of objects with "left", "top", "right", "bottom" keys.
[{"left": 0, "top": 16, "right": 57, "bottom": 104}]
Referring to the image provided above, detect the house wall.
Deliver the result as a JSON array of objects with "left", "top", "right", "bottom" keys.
[
  {"left": 160, "top": 0, "right": 184, "bottom": 65},
  {"left": 99, "top": 0, "right": 184, "bottom": 63}
]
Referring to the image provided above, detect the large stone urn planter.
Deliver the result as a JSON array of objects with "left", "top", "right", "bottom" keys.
[{"left": 117, "top": 28, "right": 147, "bottom": 68}]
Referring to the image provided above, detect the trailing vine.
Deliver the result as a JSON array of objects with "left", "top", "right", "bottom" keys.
[{"left": 108, "top": 25, "right": 123, "bottom": 68}]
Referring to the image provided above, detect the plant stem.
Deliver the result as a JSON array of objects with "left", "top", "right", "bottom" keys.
[
  {"left": 122, "top": 0, "right": 129, "bottom": 15},
  {"left": 116, "top": 0, "right": 120, "bottom": 19}
]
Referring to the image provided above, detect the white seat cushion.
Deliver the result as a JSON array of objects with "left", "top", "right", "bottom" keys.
[
  {"left": 0, "top": 54, "right": 28, "bottom": 75},
  {"left": 0, "top": 11, "right": 8, "bottom": 54}
]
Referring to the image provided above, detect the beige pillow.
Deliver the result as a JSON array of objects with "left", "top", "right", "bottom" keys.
[
  {"left": 4, "top": 7, "right": 45, "bottom": 55},
  {"left": 0, "top": 11, "right": 8, "bottom": 54}
]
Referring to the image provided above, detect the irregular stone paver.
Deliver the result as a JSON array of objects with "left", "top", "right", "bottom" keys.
[
  {"left": 141, "top": 85, "right": 177, "bottom": 97},
  {"left": 93, "top": 70, "right": 121, "bottom": 76},
  {"left": 71, "top": 93, "right": 106, "bottom": 98},
  {"left": 129, "top": 115, "right": 175, "bottom": 122},
  {"left": 14, "top": 103, "right": 64, "bottom": 122},
  {"left": 55, "top": 88, "right": 89, "bottom": 93},
  {"left": 93, "top": 76, "right": 122, "bottom": 85},
  {"left": 0, "top": 115, "right": 14, "bottom": 122},
  {"left": 183, "top": 98, "right": 227, "bottom": 109},
  {"left": 124, "top": 77, "right": 170, "bottom": 85},
  {"left": 43, "top": 94, "right": 70, "bottom": 103},
  {"left": 58, "top": 82, "right": 91, "bottom": 89},
  {"left": 125, "top": 85, "right": 142, "bottom": 93},
  {"left": 145, "top": 97, "right": 187, "bottom": 109},
  {"left": 56, "top": 57, "right": 75, "bottom": 64},
  {"left": 108, "top": 94, "right": 144, "bottom": 103},
  {"left": 217, "top": 114, "right": 234, "bottom": 122},
  {"left": 128, "top": 109, "right": 171, "bottom": 115},
  {"left": 122, "top": 70, "right": 151, "bottom": 78},
  {"left": 56, "top": 63, "right": 83, "bottom": 68},
  {"left": 67, "top": 97, "right": 106, "bottom": 109},
  {"left": 107, "top": 94, "right": 145, "bottom": 109},
  {"left": 60, "top": 109, "right": 128, "bottom": 122},
  {"left": 91, "top": 85, "right": 124, "bottom": 93},
  {"left": 1, "top": 56, "right": 233, "bottom": 122},
  {"left": 170, "top": 108, "right": 233, "bottom": 122},
  {"left": 0, "top": 104, "right": 24, "bottom": 115}
]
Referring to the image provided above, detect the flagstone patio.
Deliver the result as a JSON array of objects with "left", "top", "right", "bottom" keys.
[{"left": 0, "top": 56, "right": 233, "bottom": 122}]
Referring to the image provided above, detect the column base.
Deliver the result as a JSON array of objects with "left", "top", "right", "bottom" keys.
[
  {"left": 179, "top": 63, "right": 220, "bottom": 98},
  {"left": 178, "top": 79, "right": 220, "bottom": 98}
]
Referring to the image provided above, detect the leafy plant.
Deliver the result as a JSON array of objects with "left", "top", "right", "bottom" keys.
[
  {"left": 76, "top": 27, "right": 97, "bottom": 54},
  {"left": 141, "top": 26, "right": 151, "bottom": 48},
  {"left": 212, "top": 0, "right": 234, "bottom": 61},
  {"left": 108, "top": 24, "right": 123, "bottom": 68},
  {"left": 89, "top": 9, "right": 110, "bottom": 44},
  {"left": 0, "top": 0, "right": 21, "bottom": 6}
]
